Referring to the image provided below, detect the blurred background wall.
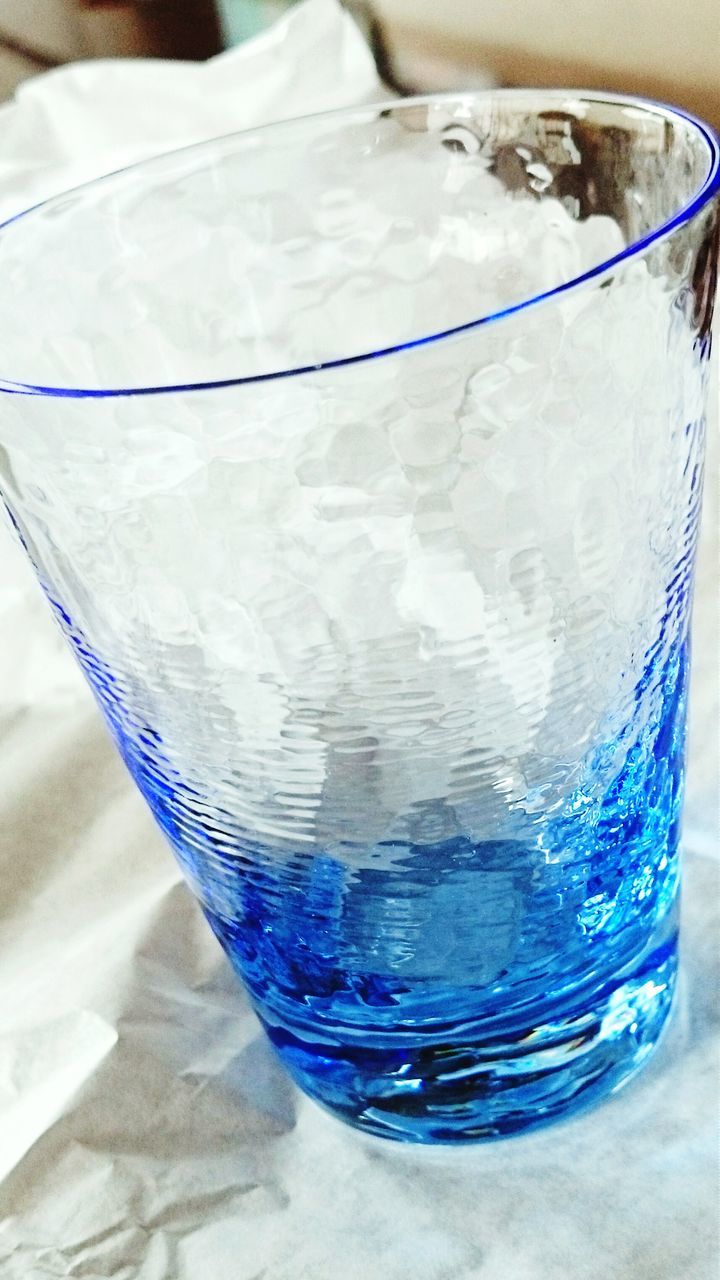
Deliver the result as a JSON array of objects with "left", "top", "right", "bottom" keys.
[
  {"left": 0, "top": 0, "right": 222, "bottom": 96},
  {"left": 374, "top": 0, "right": 720, "bottom": 128},
  {"left": 0, "top": 0, "right": 717, "bottom": 126}
]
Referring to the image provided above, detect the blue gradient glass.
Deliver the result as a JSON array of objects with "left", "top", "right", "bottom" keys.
[{"left": 0, "top": 92, "right": 718, "bottom": 1142}]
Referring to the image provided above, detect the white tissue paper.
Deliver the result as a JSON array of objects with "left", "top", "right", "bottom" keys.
[{"left": 0, "top": 2, "right": 717, "bottom": 1277}]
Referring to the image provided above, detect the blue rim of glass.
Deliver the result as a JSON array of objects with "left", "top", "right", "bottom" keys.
[{"left": 0, "top": 88, "right": 718, "bottom": 400}]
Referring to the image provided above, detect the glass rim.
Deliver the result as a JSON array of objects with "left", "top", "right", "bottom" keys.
[{"left": 1, "top": 87, "right": 718, "bottom": 401}]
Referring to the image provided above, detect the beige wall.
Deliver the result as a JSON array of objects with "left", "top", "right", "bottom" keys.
[
  {"left": 376, "top": 0, "right": 720, "bottom": 125},
  {"left": 0, "top": 0, "right": 85, "bottom": 59},
  {"left": 375, "top": 0, "right": 718, "bottom": 86}
]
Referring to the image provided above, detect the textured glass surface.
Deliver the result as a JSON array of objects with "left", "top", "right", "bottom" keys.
[{"left": 0, "top": 92, "right": 717, "bottom": 1142}]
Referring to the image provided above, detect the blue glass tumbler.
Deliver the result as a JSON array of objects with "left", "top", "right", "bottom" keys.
[{"left": 0, "top": 92, "right": 718, "bottom": 1142}]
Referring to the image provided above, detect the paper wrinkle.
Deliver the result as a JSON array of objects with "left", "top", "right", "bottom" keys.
[
  {"left": 0, "top": 3, "right": 716, "bottom": 1276},
  {"left": 0, "top": 0, "right": 378, "bottom": 223}
]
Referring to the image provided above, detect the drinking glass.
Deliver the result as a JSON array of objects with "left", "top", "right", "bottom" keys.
[{"left": 1, "top": 92, "right": 717, "bottom": 1142}]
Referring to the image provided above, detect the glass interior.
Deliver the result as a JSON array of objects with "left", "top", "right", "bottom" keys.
[{"left": 0, "top": 90, "right": 717, "bottom": 394}]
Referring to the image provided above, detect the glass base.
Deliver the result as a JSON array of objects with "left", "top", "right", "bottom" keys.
[{"left": 259, "top": 935, "right": 677, "bottom": 1144}]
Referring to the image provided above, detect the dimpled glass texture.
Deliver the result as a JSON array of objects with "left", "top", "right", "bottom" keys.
[{"left": 0, "top": 93, "right": 718, "bottom": 1143}]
